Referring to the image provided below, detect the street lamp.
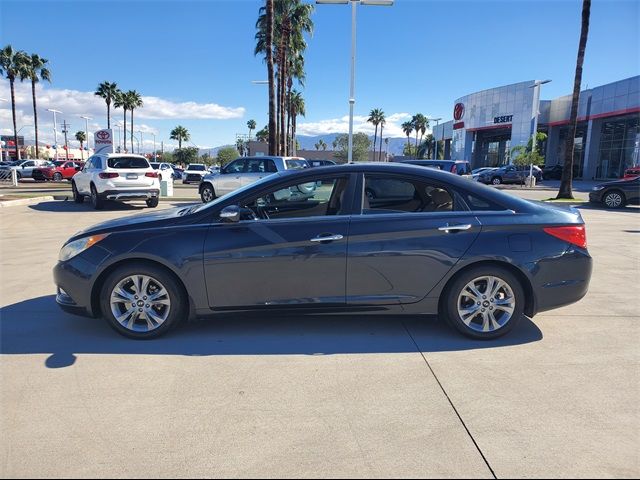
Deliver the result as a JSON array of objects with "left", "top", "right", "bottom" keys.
[
  {"left": 316, "top": 0, "right": 394, "bottom": 163},
  {"left": 113, "top": 122, "right": 123, "bottom": 152},
  {"left": 138, "top": 130, "right": 143, "bottom": 154},
  {"left": 528, "top": 79, "right": 551, "bottom": 185},
  {"left": 80, "top": 115, "right": 92, "bottom": 152},
  {"left": 47, "top": 109, "right": 62, "bottom": 161},
  {"left": 151, "top": 133, "right": 157, "bottom": 161},
  {"left": 429, "top": 117, "right": 442, "bottom": 160}
]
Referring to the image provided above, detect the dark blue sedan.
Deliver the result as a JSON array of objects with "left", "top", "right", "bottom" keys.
[{"left": 54, "top": 163, "right": 592, "bottom": 340}]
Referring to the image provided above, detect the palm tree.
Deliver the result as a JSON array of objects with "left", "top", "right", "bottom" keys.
[
  {"left": 320, "top": 139, "right": 327, "bottom": 151},
  {"left": 0, "top": 46, "right": 29, "bottom": 160},
  {"left": 401, "top": 121, "right": 414, "bottom": 151},
  {"left": 367, "top": 109, "right": 384, "bottom": 158},
  {"left": 314, "top": 141, "right": 321, "bottom": 151},
  {"left": 255, "top": 0, "right": 277, "bottom": 155},
  {"left": 256, "top": 125, "right": 269, "bottom": 142},
  {"left": 170, "top": 126, "right": 190, "bottom": 150},
  {"left": 75, "top": 131, "right": 86, "bottom": 160},
  {"left": 126, "top": 90, "right": 143, "bottom": 154},
  {"left": 384, "top": 138, "right": 389, "bottom": 161},
  {"left": 558, "top": 0, "right": 591, "bottom": 199},
  {"left": 411, "top": 114, "right": 428, "bottom": 151},
  {"left": 94, "top": 82, "right": 119, "bottom": 129},
  {"left": 113, "top": 90, "right": 128, "bottom": 151},
  {"left": 247, "top": 119, "right": 257, "bottom": 139},
  {"left": 289, "top": 90, "right": 305, "bottom": 155},
  {"left": 377, "top": 113, "right": 386, "bottom": 161},
  {"left": 20, "top": 54, "right": 51, "bottom": 154},
  {"left": 236, "top": 138, "right": 246, "bottom": 156}
]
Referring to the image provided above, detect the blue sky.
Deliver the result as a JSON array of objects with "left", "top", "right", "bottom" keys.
[{"left": 1, "top": 0, "right": 638, "bottom": 151}]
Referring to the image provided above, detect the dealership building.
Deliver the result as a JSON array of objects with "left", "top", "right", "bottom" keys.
[{"left": 431, "top": 76, "right": 640, "bottom": 179}]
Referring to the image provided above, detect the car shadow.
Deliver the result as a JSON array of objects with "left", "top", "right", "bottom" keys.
[
  {"left": 28, "top": 200, "right": 145, "bottom": 212},
  {"left": 1, "top": 295, "right": 543, "bottom": 368}
]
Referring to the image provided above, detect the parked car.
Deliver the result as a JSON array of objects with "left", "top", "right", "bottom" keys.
[
  {"left": 308, "top": 159, "right": 337, "bottom": 168},
  {"left": 199, "top": 156, "right": 311, "bottom": 203},
  {"left": 0, "top": 159, "right": 51, "bottom": 179},
  {"left": 472, "top": 167, "right": 497, "bottom": 175},
  {"left": 149, "top": 162, "right": 175, "bottom": 182},
  {"left": 395, "top": 159, "right": 472, "bottom": 177},
  {"left": 32, "top": 160, "right": 84, "bottom": 182},
  {"left": 71, "top": 154, "right": 160, "bottom": 210},
  {"left": 542, "top": 163, "right": 580, "bottom": 180},
  {"left": 623, "top": 166, "right": 640, "bottom": 179},
  {"left": 477, "top": 164, "right": 542, "bottom": 185},
  {"left": 170, "top": 165, "right": 184, "bottom": 180},
  {"left": 589, "top": 176, "right": 640, "bottom": 208},
  {"left": 182, "top": 163, "right": 208, "bottom": 184},
  {"left": 54, "top": 162, "right": 592, "bottom": 341}
]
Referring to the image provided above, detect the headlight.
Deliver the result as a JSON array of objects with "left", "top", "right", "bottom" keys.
[
  {"left": 59, "top": 234, "right": 109, "bottom": 262},
  {"left": 592, "top": 185, "right": 605, "bottom": 191}
]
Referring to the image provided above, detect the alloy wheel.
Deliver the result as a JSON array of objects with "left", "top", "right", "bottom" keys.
[
  {"left": 109, "top": 274, "right": 171, "bottom": 332},
  {"left": 604, "top": 192, "right": 623, "bottom": 208},
  {"left": 457, "top": 275, "right": 515, "bottom": 333},
  {"left": 202, "top": 186, "right": 214, "bottom": 202}
]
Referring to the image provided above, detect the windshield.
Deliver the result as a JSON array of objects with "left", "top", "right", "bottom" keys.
[
  {"left": 150, "top": 163, "right": 160, "bottom": 169},
  {"left": 53, "top": 161, "right": 65, "bottom": 167},
  {"left": 190, "top": 172, "right": 280, "bottom": 214},
  {"left": 188, "top": 165, "right": 206, "bottom": 171},
  {"left": 285, "top": 159, "right": 309, "bottom": 170},
  {"left": 107, "top": 157, "right": 150, "bottom": 169}
]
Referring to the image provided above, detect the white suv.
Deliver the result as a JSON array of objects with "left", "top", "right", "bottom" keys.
[
  {"left": 71, "top": 154, "right": 160, "bottom": 209},
  {"left": 182, "top": 163, "right": 208, "bottom": 184},
  {"left": 198, "top": 156, "right": 311, "bottom": 202}
]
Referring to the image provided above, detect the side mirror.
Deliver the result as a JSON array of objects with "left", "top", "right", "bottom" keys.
[{"left": 219, "top": 205, "right": 241, "bottom": 223}]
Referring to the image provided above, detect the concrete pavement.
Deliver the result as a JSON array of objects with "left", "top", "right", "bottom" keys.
[{"left": 1, "top": 195, "right": 639, "bottom": 478}]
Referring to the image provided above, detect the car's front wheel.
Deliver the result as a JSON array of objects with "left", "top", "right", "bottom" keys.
[
  {"left": 90, "top": 184, "right": 104, "bottom": 210},
  {"left": 603, "top": 190, "right": 625, "bottom": 209},
  {"left": 442, "top": 266, "right": 524, "bottom": 340},
  {"left": 100, "top": 263, "right": 186, "bottom": 339},
  {"left": 491, "top": 177, "right": 502, "bottom": 185},
  {"left": 201, "top": 184, "right": 215, "bottom": 203},
  {"left": 146, "top": 197, "right": 159, "bottom": 208},
  {"left": 53, "top": 172, "right": 63, "bottom": 182}
]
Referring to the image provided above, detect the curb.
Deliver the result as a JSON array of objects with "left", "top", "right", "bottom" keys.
[{"left": 0, "top": 196, "right": 55, "bottom": 208}]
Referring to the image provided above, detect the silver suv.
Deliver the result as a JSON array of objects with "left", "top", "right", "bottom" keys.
[
  {"left": 199, "top": 156, "right": 311, "bottom": 202},
  {"left": 0, "top": 159, "right": 51, "bottom": 179}
]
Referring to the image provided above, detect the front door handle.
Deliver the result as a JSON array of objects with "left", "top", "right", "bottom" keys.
[
  {"left": 310, "top": 234, "right": 344, "bottom": 243},
  {"left": 438, "top": 224, "right": 472, "bottom": 232}
]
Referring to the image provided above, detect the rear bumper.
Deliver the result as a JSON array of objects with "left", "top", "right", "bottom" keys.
[{"left": 100, "top": 189, "right": 160, "bottom": 201}]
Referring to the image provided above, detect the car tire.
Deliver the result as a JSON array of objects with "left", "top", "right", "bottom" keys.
[
  {"left": 90, "top": 184, "right": 104, "bottom": 210},
  {"left": 442, "top": 265, "right": 524, "bottom": 340},
  {"left": 72, "top": 181, "right": 84, "bottom": 203},
  {"left": 99, "top": 263, "right": 186, "bottom": 339},
  {"left": 146, "top": 197, "right": 159, "bottom": 208},
  {"left": 603, "top": 190, "right": 626, "bottom": 209},
  {"left": 201, "top": 184, "right": 216, "bottom": 203},
  {"left": 53, "top": 172, "right": 63, "bottom": 182},
  {"left": 491, "top": 177, "right": 502, "bottom": 185}
]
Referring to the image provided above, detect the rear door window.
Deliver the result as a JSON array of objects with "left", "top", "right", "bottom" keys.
[
  {"left": 363, "top": 175, "right": 453, "bottom": 214},
  {"left": 225, "top": 159, "right": 245, "bottom": 173},
  {"left": 107, "top": 156, "right": 149, "bottom": 169}
]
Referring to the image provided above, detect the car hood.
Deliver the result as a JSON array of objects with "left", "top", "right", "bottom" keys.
[
  {"left": 70, "top": 204, "right": 201, "bottom": 241},
  {"left": 596, "top": 177, "right": 637, "bottom": 187}
]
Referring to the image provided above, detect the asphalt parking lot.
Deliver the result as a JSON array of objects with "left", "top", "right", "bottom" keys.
[{"left": 1, "top": 193, "right": 639, "bottom": 478}]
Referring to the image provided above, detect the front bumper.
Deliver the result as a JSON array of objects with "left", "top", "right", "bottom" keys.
[
  {"left": 53, "top": 259, "right": 98, "bottom": 318},
  {"left": 589, "top": 190, "right": 603, "bottom": 203}
]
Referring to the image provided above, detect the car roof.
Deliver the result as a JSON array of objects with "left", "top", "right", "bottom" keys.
[{"left": 99, "top": 153, "right": 148, "bottom": 159}]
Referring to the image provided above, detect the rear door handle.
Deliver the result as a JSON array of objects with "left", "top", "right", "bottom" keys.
[
  {"left": 310, "top": 234, "right": 344, "bottom": 242},
  {"left": 438, "top": 224, "right": 472, "bottom": 232}
]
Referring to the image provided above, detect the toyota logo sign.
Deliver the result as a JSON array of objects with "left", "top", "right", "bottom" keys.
[
  {"left": 453, "top": 103, "right": 465, "bottom": 121},
  {"left": 96, "top": 131, "right": 110, "bottom": 140}
]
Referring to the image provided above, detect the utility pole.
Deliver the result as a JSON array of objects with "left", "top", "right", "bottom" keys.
[{"left": 61, "top": 120, "right": 71, "bottom": 162}]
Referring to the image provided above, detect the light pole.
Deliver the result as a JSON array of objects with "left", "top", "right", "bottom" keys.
[
  {"left": 152, "top": 133, "right": 157, "bottom": 161},
  {"left": 429, "top": 117, "right": 442, "bottom": 159},
  {"left": 114, "top": 122, "right": 123, "bottom": 152},
  {"left": 47, "top": 109, "right": 62, "bottom": 161},
  {"left": 316, "top": 0, "right": 394, "bottom": 163},
  {"left": 528, "top": 79, "right": 551, "bottom": 185},
  {"left": 80, "top": 115, "right": 92, "bottom": 153},
  {"left": 138, "top": 130, "right": 143, "bottom": 155}
]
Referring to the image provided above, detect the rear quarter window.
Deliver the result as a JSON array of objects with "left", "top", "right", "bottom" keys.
[
  {"left": 285, "top": 159, "right": 309, "bottom": 170},
  {"left": 108, "top": 157, "right": 149, "bottom": 169},
  {"left": 459, "top": 191, "right": 507, "bottom": 211}
]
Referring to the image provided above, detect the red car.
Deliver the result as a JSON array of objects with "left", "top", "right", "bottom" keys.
[
  {"left": 32, "top": 160, "right": 84, "bottom": 182},
  {"left": 623, "top": 167, "right": 640, "bottom": 179}
]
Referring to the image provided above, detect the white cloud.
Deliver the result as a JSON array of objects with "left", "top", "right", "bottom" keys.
[{"left": 297, "top": 112, "right": 427, "bottom": 138}]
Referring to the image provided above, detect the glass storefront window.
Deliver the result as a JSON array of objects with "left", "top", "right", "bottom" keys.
[{"left": 596, "top": 116, "right": 640, "bottom": 179}]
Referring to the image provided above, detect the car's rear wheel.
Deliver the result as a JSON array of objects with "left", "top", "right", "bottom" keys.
[
  {"left": 442, "top": 266, "right": 523, "bottom": 340},
  {"left": 53, "top": 172, "right": 63, "bottom": 182},
  {"left": 100, "top": 264, "right": 186, "bottom": 339},
  {"left": 603, "top": 190, "right": 625, "bottom": 209},
  {"left": 201, "top": 184, "right": 215, "bottom": 203},
  {"left": 72, "top": 181, "right": 84, "bottom": 203},
  {"left": 90, "top": 184, "right": 104, "bottom": 210},
  {"left": 146, "top": 197, "right": 159, "bottom": 208},
  {"left": 491, "top": 177, "right": 502, "bottom": 185}
]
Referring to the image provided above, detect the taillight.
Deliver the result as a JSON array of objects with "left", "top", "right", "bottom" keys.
[
  {"left": 145, "top": 172, "right": 158, "bottom": 178},
  {"left": 99, "top": 172, "right": 119, "bottom": 179},
  {"left": 543, "top": 225, "right": 587, "bottom": 249}
]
